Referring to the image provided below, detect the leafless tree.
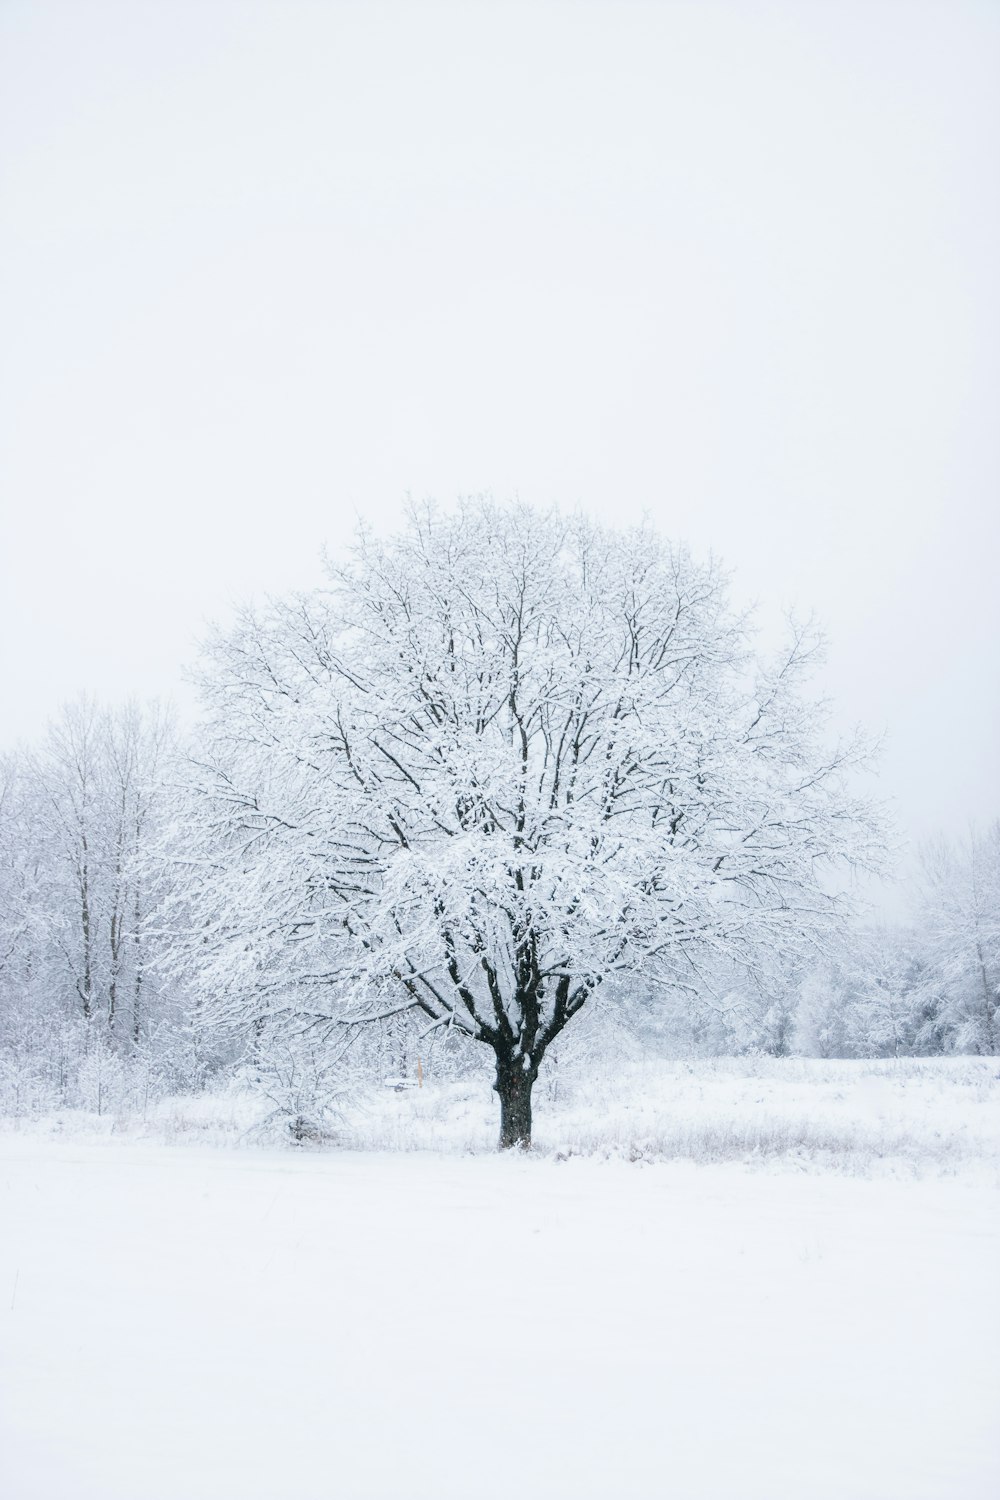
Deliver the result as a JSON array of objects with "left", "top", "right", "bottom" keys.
[{"left": 177, "top": 502, "right": 886, "bottom": 1146}]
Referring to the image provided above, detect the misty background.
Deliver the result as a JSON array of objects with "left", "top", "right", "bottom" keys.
[{"left": 2, "top": 0, "right": 998, "bottom": 909}]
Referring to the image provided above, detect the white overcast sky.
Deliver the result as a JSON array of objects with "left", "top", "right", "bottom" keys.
[{"left": 1, "top": 0, "right": 998, "bottom": 891}]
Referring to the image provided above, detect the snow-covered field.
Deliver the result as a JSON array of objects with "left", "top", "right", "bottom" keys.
[
  {"left": 9, "top": 1054, "right": 999, "bottom": 1174},
  {"left": 2, "top": 1059, "right": 998, "bottom": 1499}
]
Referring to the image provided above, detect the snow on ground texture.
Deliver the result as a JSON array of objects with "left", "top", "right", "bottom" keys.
[
  {"left": 340, "top": 1055, "right": 1000, "bottom": 1171},
  {"left": 2, "top": 1133, "right": 998, "bottom": 1497},
  {"left": 7, "top": 1056, "right": 1000, "bottom": 1175}
]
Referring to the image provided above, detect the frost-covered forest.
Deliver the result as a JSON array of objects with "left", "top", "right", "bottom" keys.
[{"left": 1, "top": 505, "right": 996, "bottom": 1146}]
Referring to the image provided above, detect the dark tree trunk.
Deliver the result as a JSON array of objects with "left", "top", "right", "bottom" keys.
[{"left": 494, "top": 1052, "right": 538, "bottom": 1149}]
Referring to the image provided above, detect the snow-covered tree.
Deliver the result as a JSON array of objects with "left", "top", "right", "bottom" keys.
[
  {"left": 839, "top": 928, "right": 922, "bottom": 1058},
  {"left": 21, "top": 699, "right": 175, "bottom": 1041},
  {"left": 791, "top": 923, "right": 965, "bottom": 1060},
  {"left": 917, "top": 826, "right": 1000, "bottom": 1054},
  {"left": 0, "top": 700, "right": 182, "bottom": 1113},
  {"left": 794, "top": 966, "right": 853, "bottom": 1058},
  {"left": 0, "top": 755, "right": 36, "bottom": 991},
  {"left": 178, "top": 502, "right": 885, "bottom": 1146}
]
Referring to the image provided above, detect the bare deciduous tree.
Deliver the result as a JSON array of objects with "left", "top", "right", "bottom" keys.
[
  {"left": 179, "top": 502, "right": 885, "bottom": 1146},
  {"left": 918, "top": 825, "right": 1000, "bottom": 1054}
]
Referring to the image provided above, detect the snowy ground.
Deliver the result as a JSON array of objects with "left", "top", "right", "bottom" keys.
[
  {"left": 2, "top": 1059, "right": 998, "bottom": 1499},
  {"left": 11, "top": 1054, "right": 999, "bottom": 1174}
]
